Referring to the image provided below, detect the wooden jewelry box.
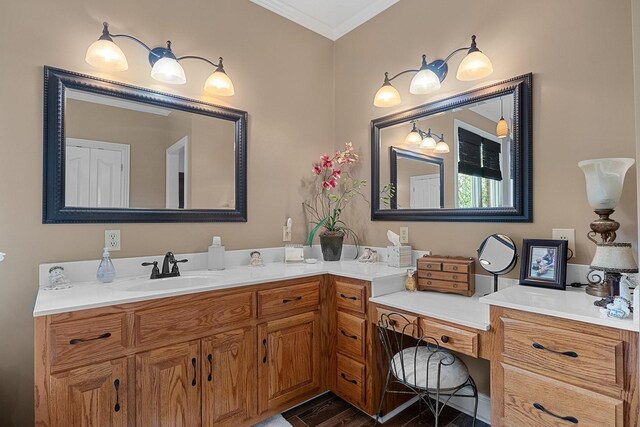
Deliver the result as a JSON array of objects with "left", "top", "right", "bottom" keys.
[{"left": 416, "top": 255, "right": 475, "bottom": 297}]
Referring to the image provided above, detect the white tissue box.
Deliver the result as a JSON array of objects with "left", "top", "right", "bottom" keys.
[{"left": 387, "top": 245, "right": 412, "bottom": 268}]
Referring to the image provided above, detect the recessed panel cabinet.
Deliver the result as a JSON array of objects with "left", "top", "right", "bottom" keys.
[
  {"left": 136, "top": 340, "right": 202, "bottom": 427},
  {"left": 49, "top": 358, "right": 128, "bottom": 427},
  {"left": 258, "top": 311, "right": 321, "bottom": 414}
]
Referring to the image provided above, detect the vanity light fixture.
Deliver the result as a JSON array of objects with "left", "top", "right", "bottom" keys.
[
  {"left": 85, "top": 22, "right": 235, "bottom": 96},
  {"left": 496, "top": 97, "right": 508, "bottom": 138},
  {"left": 374, "top": 35, "right": 493, "bottom": 107},
  {"left": 404, "top": 122, "right": 448, "bottom": 152},
  {"left": 404, "top": 121, "right": 423, "bottom": 145}
]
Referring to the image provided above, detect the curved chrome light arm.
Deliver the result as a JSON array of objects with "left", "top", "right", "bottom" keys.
[
  {"left": 101, "top": 22, "right": 156, "bottom": 55},
  {"left": 177, "top": 55, "right": 225, "bottom": 71}
]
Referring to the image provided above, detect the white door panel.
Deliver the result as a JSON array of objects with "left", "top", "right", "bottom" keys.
[{"left": 65, "top": 146, "right": 91, "bottom": 207}]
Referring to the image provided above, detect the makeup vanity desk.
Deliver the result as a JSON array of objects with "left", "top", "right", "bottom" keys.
[{"left": 369, "top": 285, "right": 639, "bottom": 427}]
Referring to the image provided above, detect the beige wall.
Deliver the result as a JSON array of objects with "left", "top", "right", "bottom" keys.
[{"left": 0, "top": 1, "right": 333, "bottom": 424}]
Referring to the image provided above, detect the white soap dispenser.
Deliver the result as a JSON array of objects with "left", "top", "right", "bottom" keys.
[
  {"left": 208, "top": 236, "right": 225, "bottom": 270},
  {"left": 97, "top": 247, "right": 116, "bottom": 283}
]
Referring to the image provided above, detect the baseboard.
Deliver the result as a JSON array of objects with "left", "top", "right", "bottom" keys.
[{"left": 443, "top": 392, "right": 491, "bottom": 425}]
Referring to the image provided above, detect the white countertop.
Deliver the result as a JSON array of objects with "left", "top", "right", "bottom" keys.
[
  {"left": 33, "top": 260, "right": 408, "bottom": 317},
  {"left": 369, "top": 290, "right": 491, "bottom": 331},
  {"left": 480, "top": 285, "right": 639, "bottom": 332}
]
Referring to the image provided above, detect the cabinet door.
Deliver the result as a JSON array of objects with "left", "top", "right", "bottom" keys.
[
  {"left": 258, "top": 311, "right": 320, "bottom": 413},
  {"left": 136, "top": 340, "right": 201, "bottom": 427},
  {"left": 201, "top": 328, "right": 254, "bottom": 426},
  {"left": 49, "top": 358, "right": 128, "bottom": 427}
]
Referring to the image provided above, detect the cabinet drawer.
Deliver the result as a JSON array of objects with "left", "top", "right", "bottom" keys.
[
  {"left": 336, "top": 281, "right": 366, "bottom": 313},
  {"left": 418, "top": 278, "right": 469, "bottom": 292},
  {"left": 502, "top": 317, "right": 623, "bottom": 388},
  {"left": 420, "top": 318, "right": 478, "bottom": 357},
  {"left": 375, "top": 307, "right": 419, "bottom": 337},
  {"left": 50, "top": 313, "right": 128, "bottom": 371},
  {"left": 337, "top": 311, "right": 365, "bottom": 360},
  {"left": 442, "top": 263, "right": 469, "bottom": 273},
  {"left": 416, "top": 260, "right": 441, "bottom": 271},
  {"left": 258, "top": 281, "right": 319, "bottom": 318},
  {"left": 417, "top": 270, "right": 467, "bottom": 282},
  {"left": 502, "top": 363, "right": 623, "bottom": 427},
  {"left": 336, "top": 354, "right": 366, "bottom": 408},
  {"left": 136, "top": 291, "right": 253, "bottom": 345}
]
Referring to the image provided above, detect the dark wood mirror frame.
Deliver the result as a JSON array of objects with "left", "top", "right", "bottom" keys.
[
  {"left": 389, "top": 146, "right": 444, "bottom": 209},
  {"left": 43, "top": 66, "right": 248, "bottom": 223},
  {"left": 371, "top": 73, "right": 532, "bottom": 222}
]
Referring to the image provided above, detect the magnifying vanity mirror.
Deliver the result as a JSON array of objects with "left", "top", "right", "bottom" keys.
[
  {"left": 371, "top": 74, "right": 532, "bottom": 222},
  {"left": 477, "top": 234, "right": 518, "bottom": 292},
  {"left": 43, "top": 67, "right": 247, "bottom": 223}
]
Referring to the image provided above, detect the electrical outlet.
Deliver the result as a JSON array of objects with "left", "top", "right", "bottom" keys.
[
  {"left": 399, "top": 227, "right": 409, "bottom": 244},
  {"left": 105, "top": 230, "right": 121, "bottom": 251},
  {"left": 552, "top": 228, "right": 575, "bottom": 258},
  {"left": 282, "top": 226, "right": 292, "bottom": 242}
]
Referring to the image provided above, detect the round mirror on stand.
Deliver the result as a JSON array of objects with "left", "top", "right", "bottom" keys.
[{"left": 477, "top": 234, "right": 518, "bottom": 293}]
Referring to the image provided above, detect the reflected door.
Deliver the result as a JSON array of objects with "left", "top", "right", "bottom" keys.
[{"left": 410, "top": 174, "right": 440, "bottom": 208}]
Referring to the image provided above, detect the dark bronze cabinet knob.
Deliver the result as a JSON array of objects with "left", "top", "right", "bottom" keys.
[{"left": 441, "top": 335, "right": 450, "bottom": 343}]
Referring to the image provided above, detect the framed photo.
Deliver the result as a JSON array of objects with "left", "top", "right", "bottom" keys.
[{"left": 519, "top": 239, "right": 568, "bottom": 290}]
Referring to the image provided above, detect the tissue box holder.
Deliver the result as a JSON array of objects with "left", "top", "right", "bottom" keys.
[{"left": 387, "top": 245, "right": 412, "bottom": 268}]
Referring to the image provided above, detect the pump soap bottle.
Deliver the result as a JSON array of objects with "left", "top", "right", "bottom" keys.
[
  {"left": 97, "top": 247, "right": 116, "bottom": 283},
  {"left": 208, "top": 236, "right": 225, "bottom": 270}
]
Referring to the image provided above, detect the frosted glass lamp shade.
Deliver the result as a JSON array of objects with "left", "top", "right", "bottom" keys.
[
  {"left": 420, "top": 136, "right": 437, "bottom": 150},
  {"left": 578, "top": 158, "right": 635, "bottom": 210},
  {"left": 456, "top": 51, "right": 493, "bottom": 81},
  {"left": 496, "top": 117, "right": 508, "bottom": 138},
  {"left": 151, "top": 57, "right": 186, "bottom": 84},
  {"left": 204, "top": 70, "right": 235, "bottom": 96},
  {"left": 409, "top": 68, "right": 441, "bottom": 95},
  {"left": 85, "top": 39, "right": 128, "bottom": 71},
  {"left": 374, "top": 83, "right": 401, "bottom": 107},
  {"left": 434, "top": 141, "right": 450, "bottom": 154},
  {"left": 405, "top": 130, "right": 422, "bottom": 146},
  {"left": 590, "top": 243, "right": 638, "bottom": 273}
]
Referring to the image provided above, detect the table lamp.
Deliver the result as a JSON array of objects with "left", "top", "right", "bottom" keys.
[{"left": 589, "top": 243, "right": 638, "bottom": 297}]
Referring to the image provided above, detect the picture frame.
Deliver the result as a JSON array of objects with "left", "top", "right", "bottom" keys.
[{"left": 519, "top": 239, "right": 568, "bottom": 290}]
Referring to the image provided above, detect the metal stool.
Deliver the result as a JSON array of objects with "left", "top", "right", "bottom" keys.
[{"left": 376, "top": 312, "right": 478, "bottom": 426}]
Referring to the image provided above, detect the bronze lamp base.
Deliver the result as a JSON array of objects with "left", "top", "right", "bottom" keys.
[{"left": 587, "top": 209, "right": 619, "bottom": 244}]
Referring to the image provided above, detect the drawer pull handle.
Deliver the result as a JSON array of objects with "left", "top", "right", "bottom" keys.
[
  {"left": 340, "top": 293, "right": 358, "bottom": 301},
  {"left": 113, "top": 379, "right": 121, "bottom": 412},
  {"left": 452, "top": 275, "right": 458, "bottom": 280},
  {"left": 191, "top": 357, "right": 197, "bottom": 387},
  {"left": 532, "top": 342, "right": 578, "bottom": 358},
  {"left": 282, "top": 296, "right": 303, "bottom": 303},
  {"left": 441, "top": 335, "right": 450, "bottom": 343},
  {"left": 207, "top": 354, "right": 213, "bottom": 382},
  {"left": 341, "top": 373, "right": 357, "bottom": 385},
  {"left": 452, "top": 266, "right": 458, "bottom": 271},
  {"left": 533, "top": 403, "right": 578, "bottom": 424},
  {"left": 262, "top": 338, "right": 268, "bottom": 363},
  {"left": 388, "top": 319, "right": 397, "bottom": 326},
  {"left": 69, "top": 332, "right": 111, "bottom": 345},
  {"left": 452, "top": 283, "right": 458, "bottom": 288},
  {"left": 341, "top": 330, "right": 358, "bottom": 340}
]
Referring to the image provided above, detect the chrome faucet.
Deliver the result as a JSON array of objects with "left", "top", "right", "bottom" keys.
[{"left": 142, "top": 252, "right": 188, "bottom": 279}]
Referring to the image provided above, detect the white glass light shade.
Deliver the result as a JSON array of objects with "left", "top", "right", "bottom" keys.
[
  {"left": 204, "top": 70, "right": 235, "bottom": 96},
  {"left": 85, "top": 39, "right": 128, "bottom": 71},
  {"left": 496, "top": 118, "right": 508, "bottom": 138},
  {"left": 456, "top": 51, "right": 493, "bottom": 81},
  {"left": 409, "top": 69, "right": 441, "bottom": 95},
  {"left": 405, "top": 130, "right": 422, "bottom": 146},
  {"left": 434, "top": 141, "right": 450, "bottom": 154},
  {"left": 374, "top": 84, "right": 401, "bottom": 107},
  {"left": 150, "top": 57, "right": 187, "bottom": 84},
  {"left": 420, "top": 136, "right": 437, "bottom": 150},
  {"left": 578, "top": 158, "right": 635, "bottom": 210},
  {"left": 590, "top": 243, "right": 638, "bottom": 273}
]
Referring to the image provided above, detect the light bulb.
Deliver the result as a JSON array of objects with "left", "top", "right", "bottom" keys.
[
  {"left": 204, "top": 70, "right": 235, "bottom": 96},
  {"left": 85, "top": 39, "right": 128, "bottom": 71},
  {"left": 409, "top": 68, "right": 441, "bottom": 95},
  {"left": 374, "top": 83, "right": 401, "bottom": 107},
  {"left": 456, "top": 51, "right": 493, "bottom": 81},
  {"left": 151, "top": 57, "right": 186, "bottom": 84},
  {"left": 405, "top": 130, "right": 422, "bottom": 145},
  {"left": 420, "top": 136, "right": 437, "bottom": 150},
  {"left": 434, "top": 141, "right": 450, "bottom": 154},
  {"left": 496, "top": 118, "right": 508, "bottom": 138}
]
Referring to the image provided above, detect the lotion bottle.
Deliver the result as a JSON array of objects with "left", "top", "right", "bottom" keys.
[
  {"left": 208, "top": 236, "right": 225, "bottom": 270},
  {"left": 97, "top": 247, "right": 116, "bottom": 283}
]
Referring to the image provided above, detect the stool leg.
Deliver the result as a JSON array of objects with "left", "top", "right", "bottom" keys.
[{"left": 376, "top": 370, "right": 391, "bottom": 424}]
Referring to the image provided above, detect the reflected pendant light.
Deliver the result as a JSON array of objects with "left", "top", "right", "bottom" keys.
[
  {"left": 405, "top": 121, "right": 422, "bottom": 145},
  {"left": 496, "top": 97, "right": 508, "bottom": 138}
]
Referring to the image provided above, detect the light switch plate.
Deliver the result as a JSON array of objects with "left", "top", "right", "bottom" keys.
[
  {"left": 399, "top": 227, "right": 409, "bottom": 244},
  {"left": 105, "top": 230, "right": 121, "bottom": 251},
  {"left": 552, "top": 228, "right": 575, "bottom": 258}
]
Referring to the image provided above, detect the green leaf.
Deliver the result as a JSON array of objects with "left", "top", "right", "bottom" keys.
[{"left": 306, "top": 218, "right": 327, "bottom": 246}]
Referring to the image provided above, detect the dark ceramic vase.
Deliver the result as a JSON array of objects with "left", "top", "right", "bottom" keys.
[{"left": 320, "top": 231, "right": 344, "bottom": 261}]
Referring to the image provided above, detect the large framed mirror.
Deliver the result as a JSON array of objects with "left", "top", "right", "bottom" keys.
[
  {"left": 43, "top": 67, "right": 247, "bottom": 223},
  {"left": 371, "top": 73, "right": 532, "bottom": 222}
]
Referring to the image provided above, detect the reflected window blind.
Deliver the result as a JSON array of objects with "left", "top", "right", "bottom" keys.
[{"left": 457, "top": 127, "right": 503, "bottom": 181}]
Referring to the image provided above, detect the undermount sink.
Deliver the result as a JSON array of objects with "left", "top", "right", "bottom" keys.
[{"left": 119, "top": 275, "right": 218, "bottom": 292}]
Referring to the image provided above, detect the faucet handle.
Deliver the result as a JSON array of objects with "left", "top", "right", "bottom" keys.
[
  {"left": 142, "top": 261, "right": 160, "bottom": 278},
  {"left": 170, "top": 258, "right": 188, "bottom": 274}
]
